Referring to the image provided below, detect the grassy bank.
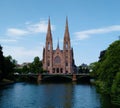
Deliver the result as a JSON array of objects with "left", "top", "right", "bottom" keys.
[{"left": 0, "top": 79, "right": 14, "bottom": 86}]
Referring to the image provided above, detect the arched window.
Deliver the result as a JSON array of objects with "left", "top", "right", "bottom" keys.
[
  {"left": 54, "top": 56, "right": 61, "bottom": 64},
  {"left": 48, "top": 42, "right": 50, "bottom": 50},
  {"left": 66, "top": 43, "right": 68, "bottom": 49},
  {"left": 47, "top": 61, "right": 50, "bottom": 66},
  {"left": 66, "top": 62, "right": 68, "bottom": 66},
  {"left": 60, "top": 68, "right": 63, "bottom": 73}
]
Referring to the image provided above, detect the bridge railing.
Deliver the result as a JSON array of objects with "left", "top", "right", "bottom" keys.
[{"left": 14, "top": 72, "right": 90, "bottom": 76}]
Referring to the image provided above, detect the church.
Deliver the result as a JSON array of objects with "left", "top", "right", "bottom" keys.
[{"left": 42, "top": 18, "right": 75, "bottom": 74}]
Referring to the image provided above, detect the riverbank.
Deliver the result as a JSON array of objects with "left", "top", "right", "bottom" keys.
[{"left": 0, "top": 79, "right": 14, "bottom": 86}]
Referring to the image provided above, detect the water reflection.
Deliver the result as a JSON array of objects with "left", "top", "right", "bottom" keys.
[
  {"left": 40, "top": 83, "right": 73, "bottom": 108},
  {"left": 0, "top": 82, "right": 111, "bottom": 108}
]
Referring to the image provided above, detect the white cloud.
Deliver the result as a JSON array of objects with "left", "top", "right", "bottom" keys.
[
  {"left": 0, "top": 38, "right": 17, "bottom": 43},
  {"left": 7, "top": 28, "right": 28, "bottom": 36},
  {"left": 27, "top": 21, "right": 55, "bottom": 33},
  {"left": 6, "top": 20, "right": 55, "bottom": 37},
  {"left": 3, "top": 46, "right": 43, "bottom": 64},
  {"left": 74, "top": 25, "right": 120, "bottom": 40}
]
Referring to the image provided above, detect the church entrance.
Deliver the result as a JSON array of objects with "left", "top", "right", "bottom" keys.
[
  {"left": 57, "top": 68, "right": 59, "bottom": 73},
  {"left": 53, "top": 68, "right": 63, "bottom": 74}
]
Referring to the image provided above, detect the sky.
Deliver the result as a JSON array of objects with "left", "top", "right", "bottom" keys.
[{"left": 0, "top": 0, "right": 120, "bottom": 66}]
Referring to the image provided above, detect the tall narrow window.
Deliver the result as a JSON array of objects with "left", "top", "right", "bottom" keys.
[
  {"left": 66, "top": 43, "right": 68, "bottom": 49},
  {"left": 60, "top": 68, "right": 63, "bottom": 73},
  {"left": 66, "top": 62, "right": 68, "bottom": 66},
  {"left": 57, "top": 68, "right": 59, "bottom": 73},
  {"left": 47, "top": 61, "right": 50, "bottom": 66},
  {"left": 48, "top": 42, "right": 50, "bottom": 50}
]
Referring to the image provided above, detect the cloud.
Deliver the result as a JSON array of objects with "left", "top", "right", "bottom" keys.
[
  {"left": 0, "top": 38, "right": 17, "bottom": 43},
  {"left": 7, "top": 28, "right": 28, "bottom": 36},
  {"left": 27, "top": 21, "right": 55, "bottom": 33},
  {"left": 3, "top": 45, "right": 43, "bottom": 64},
  {"left": 74, "top": 25, "right": 120, "bottom": 40},
  {"left": 6, "top": 20, "right": 55, "bottom": 37}
]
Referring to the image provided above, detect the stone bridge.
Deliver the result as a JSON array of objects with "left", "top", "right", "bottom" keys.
[{"left": 16, "top": 73, "right": 91, "bottom": 82}]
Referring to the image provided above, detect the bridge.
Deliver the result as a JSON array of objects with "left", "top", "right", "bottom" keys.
[{"left": 14, "top": 73, "right": 91, "bottom": 82}]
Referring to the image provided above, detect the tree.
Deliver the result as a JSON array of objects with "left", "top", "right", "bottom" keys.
[
  {"left": 92, "top": 40, "right": 120, "bottom": 105},
  {"left": 32, "top": 56, "right": 43, "bottom": 73},
  {"left": 27, "top": 56, "right": 43, "bottom": 74},
  {"left": 22, "top": 65, "right": 29, "bottom": 73},
  {"left": 4, "top": 55, "right": 17, "bottom": 78},
  {"left": 78, "top": 63, "right": 89, "bottom": 73},
  {"left": 0, "top": 45, "right": 4, "bottom": 80},
  {"left": 89, "top": 62, "right": 100, "bottom": 77},
  {"left": 111, "top": 72, "right": 120, "bottom": 105}
]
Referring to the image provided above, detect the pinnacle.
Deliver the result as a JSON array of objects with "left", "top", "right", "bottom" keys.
[
  {"left": 46, "top": 17, "right": 52, "bottom": 40},
  {"left": 64, "top": 17, "right": 70, "bottom": 40}
]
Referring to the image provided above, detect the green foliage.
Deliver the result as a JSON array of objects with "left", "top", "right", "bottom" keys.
[
  {"left": 78, "top": 64, "right": 89, "bottom": 73},
  {"left": 92, "top": 40, "right": 120, "bottom": 106},
  {"left": 89, "top": 62, "right": 99, "bottom": 77},
  {"left": 111, "top": 72, "right": 120, "bottom": 105},
  {"left": 0, "top": 45, "right": 4, "bottom": 80},
  {"left": 0, "top": 45, "right": 17, "bottom": 80},
  {"left": 21, "top": 56, "right": 43, "bottom": 74},
  {"left": 32, "top": 56, "right": 43, "bottom": 73},
  {"left": 4, "top": 55, "right": 17, "bottom": 78},
  {"left": 22, "top": 65, "right": 29, "bottom": 73}
]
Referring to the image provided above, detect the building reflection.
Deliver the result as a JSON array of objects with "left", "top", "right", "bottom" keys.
[{"left": 41, "top": 83, "right": 74, "bottom": 108}]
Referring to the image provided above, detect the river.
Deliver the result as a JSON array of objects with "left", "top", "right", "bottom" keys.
[{"left": 0, "top": 82, "right": 117, "bottom": 108}]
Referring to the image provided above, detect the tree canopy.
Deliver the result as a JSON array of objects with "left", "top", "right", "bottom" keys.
[{"left": 90, "top": 40, "right": 120, "bottom": 105}]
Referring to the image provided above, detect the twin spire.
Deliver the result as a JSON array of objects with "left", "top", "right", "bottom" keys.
[
  {"left": 46, "top": 17, "right": 70, "bottom": 49},
  {"left": 46, "top": 17, "right": 52, "bottom": 41},
  {"left": 64, "top": 17, "right": 70, "bottom": 41}
]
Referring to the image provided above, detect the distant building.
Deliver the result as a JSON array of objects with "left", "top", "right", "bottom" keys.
[
  {"left": 42, "top": 18, "right": 75, "bottom": 74},
  {"left": 15, "top": 62, "right": 31, "bottom": 69}
]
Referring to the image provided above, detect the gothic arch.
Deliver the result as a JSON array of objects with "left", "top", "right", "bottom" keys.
[
  {"left": 54, "top": 56, "right": 61, "bottom": 64},
  {"left": 48, "top": 42, "right": 50, "bottom": 50}
]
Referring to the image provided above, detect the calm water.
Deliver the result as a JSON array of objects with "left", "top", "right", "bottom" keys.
[{"left": 0, "top": 82, "right": 111, "bottom": 108}]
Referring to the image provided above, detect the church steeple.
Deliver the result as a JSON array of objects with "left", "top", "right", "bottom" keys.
[
  {"left": 46, "top": 17, "right": 53, "bottom": 51},
  {"left": 46, "top": 17, "right": 52, "bottom": 40},
  {"left": 64, "top": 17, "right": 70, "bottom": 41},
  {"left": 63, "top": 17, "right": 71, "bottom": 50}
]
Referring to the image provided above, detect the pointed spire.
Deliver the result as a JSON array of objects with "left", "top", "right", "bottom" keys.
[
  {"left": 48, "top": 17, "right": 51, "bottom": 32},
  {"left": 57, "top": 37, "right": 59, "bottom": 49},
  {"left": 64, "top": 16, "right": 70, "bottom": 40},
  {"left": 66, "top": 16, "right": 68, "bottom": 31},
  {"left": 46, "top": 17, "right": 52, "bottom": 40}
]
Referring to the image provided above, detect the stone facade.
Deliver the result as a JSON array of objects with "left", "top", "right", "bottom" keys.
[{"left": 42, "top": 18, "right": 75, "bottom": 74}]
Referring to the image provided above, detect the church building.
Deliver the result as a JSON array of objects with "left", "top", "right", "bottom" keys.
[{"left": 42, "top": 18, "right": 75, "bottom": 74}]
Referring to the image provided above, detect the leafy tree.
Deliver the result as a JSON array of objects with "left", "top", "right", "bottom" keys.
[
  {"left": 28, "top": 57, "right": 43, "bottom": 73},
  {"left": 29, "top": 63, "right": 35, "bottom": 73},
  {"left": 0, "top": 45, "right": 17, "bottom": 80},
  {"left": 0, "top": 45, "right": 4, "bottom": 80},
  {"left": 91, "top": 40, "right": 120, "bottom": 105},
  {"left": 78, "top": 63, "right": 89, "bottom": 73},
  {"left": 22, "top": 65, "right": 29, "bottom": 73},
  {"left": 32, "top": 56, "right": 43, "bottom": 73},
  {"left": 78, "top": 66, "right": 82, "bottom": 73},
  {"left": 111, "top": 72, "right": 120, "bottom": 105},
  {"left": 4, "top": 55, "right": 17, "bottom": 78}
]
